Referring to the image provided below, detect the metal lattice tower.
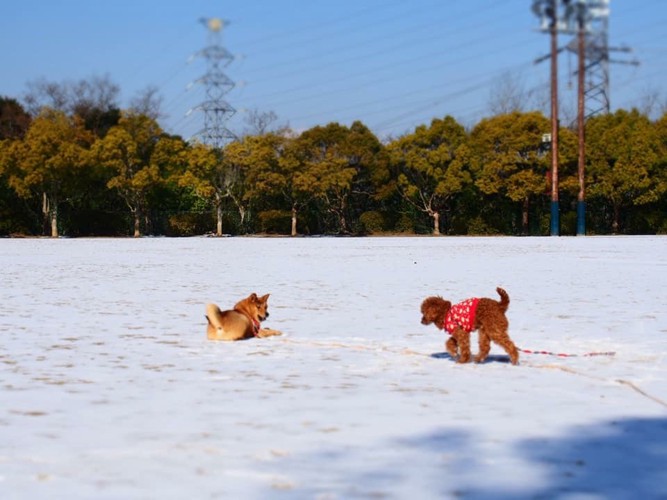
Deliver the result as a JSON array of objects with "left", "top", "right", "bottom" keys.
[
  {"left": 533, "top": 1, "right": 638, "bottom": 119},
  {"left": 569, "top": 1, "right": 638, "bottom": 118},
  {"left": 532, "top": 0, "right": 638, "bottom": 236},
  {"left": 191, "top": 17, "right": 237, "bottom": 148},
  {"left": 578, "top": 1, "right": 611, "bottom": 117}
]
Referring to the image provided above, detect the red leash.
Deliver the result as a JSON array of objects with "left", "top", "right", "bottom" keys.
[{"left": 519, "top": 347, "right": 615, "bottom": 358}]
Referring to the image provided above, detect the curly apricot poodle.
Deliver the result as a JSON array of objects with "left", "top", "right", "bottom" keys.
[{"left": 420, "top": 287, "right": 519, "bottom": 365}]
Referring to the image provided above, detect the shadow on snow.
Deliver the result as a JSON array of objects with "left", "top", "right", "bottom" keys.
[
  {"left": 430, "top": 351, "right": 512, "bottom": 364},
  {"left": 259, "top": 417, "right": 667, "bottom": 499}
]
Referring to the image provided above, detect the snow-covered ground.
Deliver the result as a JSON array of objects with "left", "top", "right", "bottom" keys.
[{"left": 1, "top": 236, "right": 666, "bottom": 499}]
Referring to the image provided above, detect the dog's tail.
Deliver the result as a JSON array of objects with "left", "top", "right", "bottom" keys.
[
  {"left": 205, "top": 303, "right": 223, "bottom": 329},
  {"left": 496, "top": 287, "right": 510, "bottom": 312}
]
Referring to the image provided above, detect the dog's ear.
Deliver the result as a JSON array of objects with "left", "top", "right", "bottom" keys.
[
  {"left": 259, "top": 293, "right": 270, "bottom": 303},
  {"left": 420, "top": 297, "right": 433, "bottom": 312},
  {"left": 421, "top": 296, "right": 446, "bottom": 312},
  {"left": 249, "top": 292, "right": 258, "bottom": 301}
]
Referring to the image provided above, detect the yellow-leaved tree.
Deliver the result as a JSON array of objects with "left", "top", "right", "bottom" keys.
[
  {"left": 3, "top": 108, "right": 92, "bottom": 237},
  {"left": 469, "top": 111, "right": 559, "bottom": 234},
  {"left": 586, "top": 109, "right": 664, "bottom": 234},
  {"left": 178, "top": 142, "right": 239, "bottom": 236},
  {"left": 388, "top": 116, "right": 470, "bottom": 235},
  {"left": 92, "top": 112, "right": 164, "bottom": 237}
]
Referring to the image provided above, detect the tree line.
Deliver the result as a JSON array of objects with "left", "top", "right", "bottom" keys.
[{"left": 1, "top": 87, "right": 666, "bottom": 237}]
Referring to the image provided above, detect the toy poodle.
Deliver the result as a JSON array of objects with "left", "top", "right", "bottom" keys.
[{"left": 420, "top": 287, "right": 519, "bottom": 365}]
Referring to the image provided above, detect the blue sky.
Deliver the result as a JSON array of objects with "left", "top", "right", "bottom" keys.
[{"left": 2, "top": 1, "right": 665, "bottom": 141}]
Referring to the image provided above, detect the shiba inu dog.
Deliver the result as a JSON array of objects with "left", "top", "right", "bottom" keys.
[{"left": 205, "top": 293, "right": 282, "bottom": 341}]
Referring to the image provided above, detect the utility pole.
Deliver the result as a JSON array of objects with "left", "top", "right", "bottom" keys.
[
  {"left": 548, "top": 0, "right": 560, "bottom": 237},
  {"left": 570, "top": 0, "right": 636, "bottom": 233},
  {"left": 534, "top": 1, "right": 637, "bottom": 236},
  {"left": 533, "top": 0, "right": 563, "bottom": 236},
  {"left": 572, "top": 1, "right": 638, "bottom": 119},
  {"left": 575, "top": 2, "right": 586, "bottom": 235}
]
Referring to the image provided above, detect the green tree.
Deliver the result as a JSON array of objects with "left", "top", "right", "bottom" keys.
[
  {"left": 178, "top": 142, "right": 237, "bottom": 236},
  {"left": 469, "top": 112, "right": 552, "bottom": 234},
  {"left": 273, "top": 132, "right": 322, "bottom": 236},
  {"left": 230, "top": 132, "right": 299, "bottom": 234},
  {"left": 387, "top": 116, "right": 469, "bottom": 235},
  {"left": 292, "top": 123, "right": 382, "bottom": 234},
  {"left": 586, "top": 109, "right": 663, "bottom": 233},
  {"left": 651, "top": 112, "right": 667, "bottom": 232},
  {"left": 221, "top": 138, "right": 262, "bottom": 231},
  {"left": 92, "top": 113, "right": 164, "bottom": 237},
  {"left": 336, "top": 121, "right": 387, "bottom": 233},
  {"left": 146, "top": 134, "right": 190, "bottom": 234},
  {"left": 3, "top": 108, "right": 92, "bottom": 237},
  {"left": 248, "top": 131, "right": 322, "bottom": 236},
  {"left": 1, "top": 138, "right": 38, "bottom": 235}
]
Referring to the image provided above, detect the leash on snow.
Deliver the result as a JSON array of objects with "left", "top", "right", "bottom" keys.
[
  {"left": 518, "top": 347, "right": 615, "bottom": 358},
  {"left": 278, "top": 338, "right": 615, "bottom": 360}
]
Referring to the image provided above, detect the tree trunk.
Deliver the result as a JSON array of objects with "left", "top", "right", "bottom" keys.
[
  {"left": 133, "top": 213, "right": 141, "bottom": 238},
  {"left": 239, "top": 206, "right": 246, "bottom": 231},
  {"left": 42, "top": 193, "right": 50, "bottom": 237},
  {"left": 216, "top": 202, "right": 223, "bottom": 237},
  {"left": 50, "top": 204, "right": 58, "bottom": 238},
  {"left": 44, "top": 193, "right": 59, "bottom": 238},
  {"left": 291, "top": 206, "right": 298, "bottom": 237},
  {"left": 228, "top": 192, "right": 247, "bottom": 231},
  {"left": 144, "top": 213, "right": 151, "bottom": 236},
  {"left": 130, "top": 202, "right": 141, "bottom": 238},
  {"left": 522, "top": 197, "right": 530, "bottom": 235},
  {"left": 612, "top": 203, "right": 620, "bottom": 235},
  {"left": 432, "top": 211, "right": 440, "bottom": 236},
  {"left": 339, "top": 199, "right": 348, "bottom": 234}
]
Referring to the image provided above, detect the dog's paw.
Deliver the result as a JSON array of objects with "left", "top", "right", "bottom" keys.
[{"left": 257, "top": 328, "right": 282, "bottom": 338}]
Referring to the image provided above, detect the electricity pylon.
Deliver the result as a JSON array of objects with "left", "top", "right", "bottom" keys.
[
  {"left": 191, "top": 17, "right": 237, "bottom": 148},
  {"left": 533, "top": 0, "right": 638, "bottom": 236},
  {"left": 563, "top": 1, "right": 638, "bottom": 119}
]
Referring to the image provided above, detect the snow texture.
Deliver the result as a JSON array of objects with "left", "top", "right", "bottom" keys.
[{"left": 1, "top": 236, "right": 666, "bottom": 499}]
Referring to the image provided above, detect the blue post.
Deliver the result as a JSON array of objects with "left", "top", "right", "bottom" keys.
[
  {"left": 577, "top": 200, "right": 586, "bottom": 236},
  {"left": 550, "top": 201, "right": 559, "bottom": 236}
]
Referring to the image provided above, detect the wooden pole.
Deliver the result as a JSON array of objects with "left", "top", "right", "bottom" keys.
[
  {"left": 549, "top": 0, "right": 560, "bottom": 236},
  {"left": 576, "top": 12, "right": 586, "bottom": 236}
]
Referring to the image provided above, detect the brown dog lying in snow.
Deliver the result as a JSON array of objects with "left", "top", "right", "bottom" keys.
[
  {"left": 420, "top": 287, "right": 519, "bottom": 365},
  {"left": 206, "top": 293, "right": 282, "bottom": 341}
]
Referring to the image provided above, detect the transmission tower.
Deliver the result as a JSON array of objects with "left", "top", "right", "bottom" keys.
[
  {"left": 191, "top": 17, "right": 237, "bottom": 148},
  {"left": 568, "top": 1, "right": 638, "bottom": 118},
  {"left": 534, "top": 1, "right": 639, "bottom": 119},
  {"left": 532, "top": 0, "right": 638, "bottom": 236}
]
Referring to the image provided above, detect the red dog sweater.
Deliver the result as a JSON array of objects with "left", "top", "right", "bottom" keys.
[{"left": 444, "top": 298, "right": 480, "bottom": 334}]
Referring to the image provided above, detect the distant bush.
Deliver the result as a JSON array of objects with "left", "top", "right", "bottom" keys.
[
  {"left": 258, "top": 210, "right": 292, "bottom": 234},
  {"left": 167, "top": 212, "right": 213, "bottom": 236},
  {"left": 466, "top": 216, "right": 501, "bottom": 236},
  {"left": 392, "top": 214, "right": 415, "bottom": 234},
  {"left": 358, "top": 211, "right": 386, "bottom": 234}
]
